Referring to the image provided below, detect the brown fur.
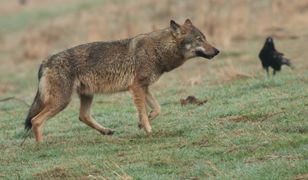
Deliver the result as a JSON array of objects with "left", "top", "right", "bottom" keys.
[
  {"left": 24, "top": 19, "right": 219, "bottom": 142},
  {"left": 180, "top": 96, "right": 208, "bottom": 106}
]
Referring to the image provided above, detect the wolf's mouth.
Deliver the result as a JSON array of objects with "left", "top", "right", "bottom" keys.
[{"left": 195, "top": 50, "right": 215, "bottom": 60}]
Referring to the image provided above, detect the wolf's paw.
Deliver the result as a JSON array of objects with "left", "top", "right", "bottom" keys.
[
  {"left": 148, "top": 110, "right": 160, "bottom": 120},
  {"left": 100, "top": 128, "right": 115, "bottom": 135},
  {"left": 145, "top": 128, "right": 152, "bottom": 137},
  {"left": 138, "top": 122, "right": 152, "bottom": 136},
  {"left": 138, "top": 122, "right": 143, "bottom": 129}
]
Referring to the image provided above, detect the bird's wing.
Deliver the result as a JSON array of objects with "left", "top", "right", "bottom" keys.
[
  {"left": 273, "top": 51, "right": 293, "bottom": 68},
  {"left": 281, "top": 57, "right": 293, "bottom": 68},
  {"left": 275, "top": 50, "right": 284, "bottom": 56},
  {"left": 273, "top": 51, "right": 284, "bottom": 58}
]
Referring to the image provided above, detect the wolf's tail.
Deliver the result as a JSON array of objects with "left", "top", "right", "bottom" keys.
[{"left": 25, "top": 65, "right": 44, "bottom": 130}]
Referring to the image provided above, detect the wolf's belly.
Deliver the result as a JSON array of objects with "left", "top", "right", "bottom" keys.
[{"left": 76, "top": 71, "right": 135, "bottom": 94}]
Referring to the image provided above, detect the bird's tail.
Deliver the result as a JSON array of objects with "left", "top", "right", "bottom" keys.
[{"left": 282, "top": 58, "right": 294, "bottom": 69}]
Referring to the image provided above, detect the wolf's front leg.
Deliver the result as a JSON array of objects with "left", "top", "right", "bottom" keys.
[
  {"left": 79, "top": 94, "right": 114, "bottom": 135},
  {"left": 145, "top": 88, "right": 161, "bottom": 121},
  {"left": 130, "top": 83, "right": 152, "bottom": 135}
]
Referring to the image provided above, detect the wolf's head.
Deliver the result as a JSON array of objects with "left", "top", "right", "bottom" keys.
[{"left": 170, "top": 19, "right": 219, "bottom": 60}]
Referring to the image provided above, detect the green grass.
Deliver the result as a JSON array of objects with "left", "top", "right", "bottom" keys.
[
  {"left": 0, "top": 0, "right": 307, "bottom": 179},
  {"left": 0, "top": 70, "right": 307, "bottom": 179}
]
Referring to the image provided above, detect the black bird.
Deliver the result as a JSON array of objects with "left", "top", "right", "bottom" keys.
[{"left": 259, "top": 37, "right": 293, "bottom": 75}]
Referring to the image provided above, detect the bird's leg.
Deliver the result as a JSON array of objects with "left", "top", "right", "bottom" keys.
[
  {"left": 266, "top": 67, "right": 269, "bottom": 76},
  {"left": 273, "top": 70, "right": 276, "bottom": 75}
]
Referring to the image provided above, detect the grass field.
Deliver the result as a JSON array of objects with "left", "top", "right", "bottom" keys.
[{"left": 0, "top": 0, "right": 307, "bottom": 179}]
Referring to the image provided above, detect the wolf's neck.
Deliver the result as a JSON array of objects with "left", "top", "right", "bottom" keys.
[{"left": 152, "top": 31, "right": 185, "bottom": 72}]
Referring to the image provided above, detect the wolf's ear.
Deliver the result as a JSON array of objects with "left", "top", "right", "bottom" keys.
[
  {"left": 170, "top": 20, "right": 181, "bottom": 36},
  {"left": 184, "top": 19, "right": 193, "bottom": 27}
]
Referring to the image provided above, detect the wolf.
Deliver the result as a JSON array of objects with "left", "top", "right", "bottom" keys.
[
  {"left": 24, "top": 19, "right": 219, "bottom": 142},
  {"left": 259, "top": 37, "right": 293, "bottom": 75}
]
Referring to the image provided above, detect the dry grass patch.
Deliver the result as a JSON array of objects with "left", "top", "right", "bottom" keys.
[
  {"left": 214, "top": 66, "right": 252, "bottom": 85},
  {"left": 33, "top": 167, "right": 70, "bottom": 179},
  {"left": 18, "top": 19, "right": 73, "bottom": 61}
]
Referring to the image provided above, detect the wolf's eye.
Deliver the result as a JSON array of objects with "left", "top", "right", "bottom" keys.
[{"left": 197, "top": 37, "right": 203, "bottom": 41}]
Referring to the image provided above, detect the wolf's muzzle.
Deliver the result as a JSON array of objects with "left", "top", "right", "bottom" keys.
[
  {"left": 196, "top": 47, "right": 220, "bottom": 59},
  {"left": 213, "top": 48, "right": 220, "bottom": 56}
]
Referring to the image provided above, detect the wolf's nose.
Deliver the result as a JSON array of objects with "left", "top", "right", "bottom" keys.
[{"left": 214, "top": 48, "right": 220, "bottom": 55}]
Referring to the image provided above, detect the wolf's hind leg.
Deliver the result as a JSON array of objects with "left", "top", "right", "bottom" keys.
[
  {"left": 31, "top": 102, "right": 69, "bottom": 142},
  {"left": 130, "top": 84, "right": 152, "bottom": 135},
  {"left": 145, "top": 88, "right": 161, "bottom": 121},
  {"left": 79, "top": 94, "right": 114, "bottom": 135}
]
